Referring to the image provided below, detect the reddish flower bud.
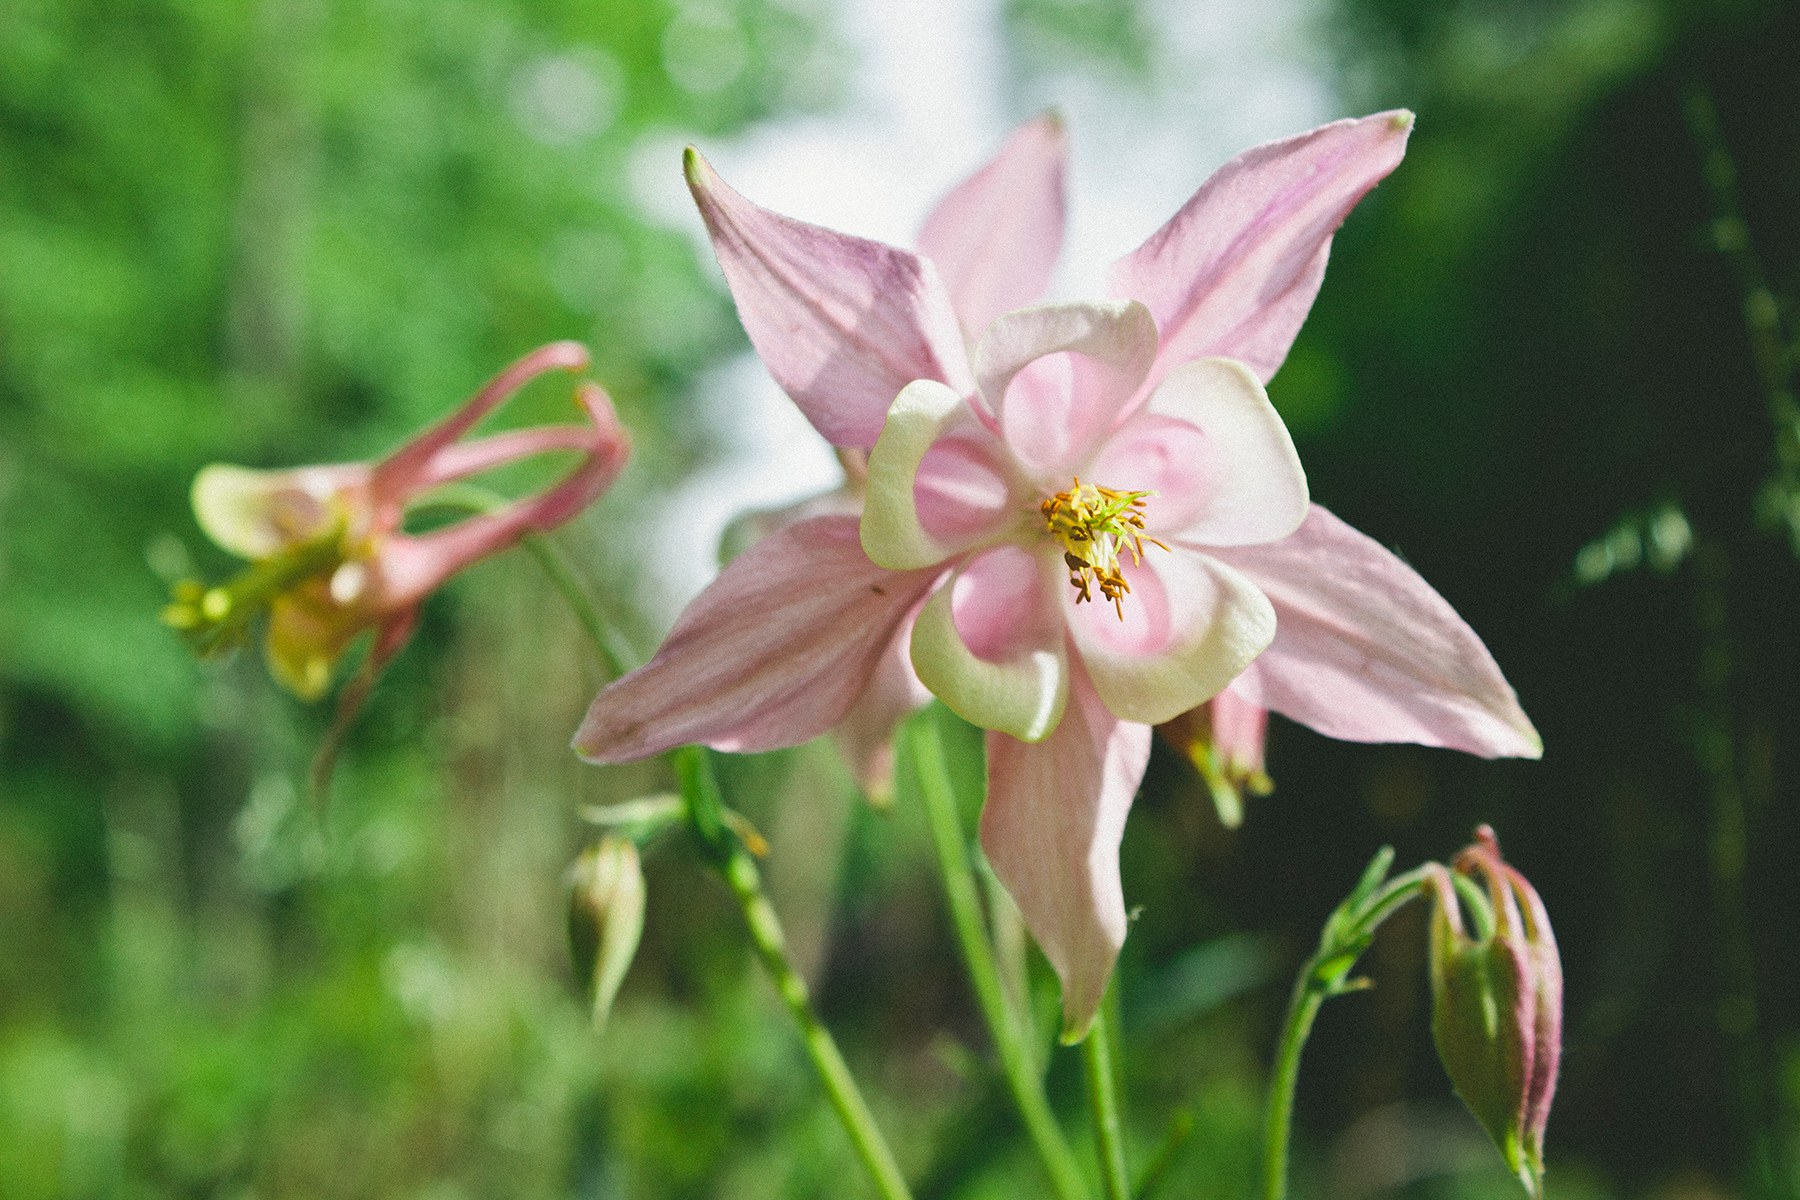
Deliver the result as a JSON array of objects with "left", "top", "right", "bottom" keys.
[{"left": 1427, "top": 826, "right": 1561, "bottom": 1197}]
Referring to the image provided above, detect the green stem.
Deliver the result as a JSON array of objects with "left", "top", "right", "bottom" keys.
[
  {"left": 1684, "top": 91, "right": 1786, "bottom": 1198},
  {"left": 1084, "top": 1005, "right": 1131, "bottom": 1200},
  {"left": 723, "top": 849, "right": 914, "bottom": 1200},
  {"left": 911, "top": 712, "right": 1091, "bottom": 1200},
  {"left": 676, "top": 748, "right": 913, "bottom": 1200},
  {"left": 436, "top": 490, "right": 904, "bottom": 1191},
  {"left": 1692, "top": 541, "right": 1778, "bottom": 1200},
  {"left": 1261, "top": 972, "right": 1327, "bottom": 1200},
  {"left": 1261, "top": 857, "right": 1434, "bottom": 1200}
]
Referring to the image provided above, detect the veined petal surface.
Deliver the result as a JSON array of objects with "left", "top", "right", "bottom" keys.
[
  {"left": 686, "top": 149, "right": 974, "bottom": 449},
  {"left": 917, "top": 112, "right": 1067, "bottom": 337},
  {"left": 573, "top": 515, "right": 940, "bottom": 762},
  {"left": 1109, "top": 111, "right": 1413, "bottom": 389},
  {"left": 1210, "top": 505, "right": 1542, "bottom": 758},
  {"left": 981, "top": 665, "right": 1151, "bottom": 1041}
]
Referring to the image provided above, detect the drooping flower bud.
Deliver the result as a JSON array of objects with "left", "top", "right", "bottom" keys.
[
  {"left": 1427, "top": 826, "right": 1561, "bottom": 1197},
  {"left": 567, "top": 836, "right": 646, "bottom": 1033},
  {"left": 1157, "top": 687, "right": 1272, "bottom": 828}
]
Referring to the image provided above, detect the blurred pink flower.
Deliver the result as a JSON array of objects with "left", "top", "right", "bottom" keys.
[
  {"left": 169, "top": 341, "right": 629, "bottom": 699},
  {"left": 576, "top": 112, "right": 1537, "bottom": 1036}
]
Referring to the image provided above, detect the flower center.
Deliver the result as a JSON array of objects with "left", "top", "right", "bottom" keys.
[{"left": 1040, "top": 478, "right": 1167, "bottom": 618}]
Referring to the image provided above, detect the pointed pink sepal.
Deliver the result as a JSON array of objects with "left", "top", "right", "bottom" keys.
[
  {"left": 981, "top": 666, "right": 1151, "bottom": 1041},
  {"left": 685, "top": 148, "right": 975, "bottom": 450},
  {"left": 1209, "top": 505, "right": 1541, "bottom": 759},
  {"left": 1109, "top": 110, "right": 1414, "bottom": 389},
  {"left": 918, "top": 112, "right": 1068, "bottom": 338},
  {"left": 378, "top": 381, "right": 629, "bottom": 605},
  {"left": 573, "top": 515, "right": 943, "bottom": 763}
]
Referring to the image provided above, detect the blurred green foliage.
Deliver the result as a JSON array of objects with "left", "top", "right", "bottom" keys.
[{"left": 4, "top": 0, "right": 1800, "bottom": 1197}]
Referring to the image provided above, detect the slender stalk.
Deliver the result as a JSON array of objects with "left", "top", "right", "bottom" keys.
[
  {"left": 722, "top": 848, "right": 914, "bottom": 1200},
  {"left": 1683, "top": 86, "right": 1800, "bottom": 559},
  {"left": 1261, "top": 973, "right": 1327, "bottom": 1200},
  {"left": 910, "top": 712, "right": 1091, "bottom": 1200},
  {"left": 480, "top": 514, "right": 903, "bottom": 1197},
  {"left": 674, "top": 748, "right": 913, "bottom": 1200},
  {"left": 1083, "top": 1005, "right": 1131, "bottom": 1200},
  {"left": 1261, "top": 857, "right": 1434, "bottom": 1200},
  {"left": 1692, "top": 542, "right": 1778, "bottom": 1200},
  {"left": 1685, "top": 90, "right": 1786, "bottom": 1200}
]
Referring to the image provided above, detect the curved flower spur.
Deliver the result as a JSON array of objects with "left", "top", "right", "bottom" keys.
[
  {"left": 168, "top": 341, "right": 629, "bottom": 705},
  {"left": 576, "top": 112, "right": 1537, "bottom": 1037}
]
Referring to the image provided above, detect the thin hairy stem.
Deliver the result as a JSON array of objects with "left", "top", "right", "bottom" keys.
[
  {"left": 675, "top": 748, "right": 913, "bottom": 1200},
  {"left": 1262, "top": 855, "right": 1434, "bottom": 1200}
]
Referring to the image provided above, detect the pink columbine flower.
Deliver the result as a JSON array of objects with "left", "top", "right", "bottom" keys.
[
  {"left": 167, "top": 342, "right": 629, "bottom": 698},
  {"left": 576, "top": 112, "right": 1539, "bottom": 1037}
]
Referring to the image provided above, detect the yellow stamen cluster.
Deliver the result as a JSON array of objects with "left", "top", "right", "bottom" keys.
[{"left": 1041, "top": 478, "right": 1166, "bottom": 618}]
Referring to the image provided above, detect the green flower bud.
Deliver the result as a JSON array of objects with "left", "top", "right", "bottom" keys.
[
  {"left": 1427, "top": 826, "right": 1561, "bottom": 1198},
  {"left": 567, "top": 836, "right": 646, "bottom": 1033}
]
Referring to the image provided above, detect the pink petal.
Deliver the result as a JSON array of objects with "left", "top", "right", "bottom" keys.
[
  {"left": 1209, "top": 683, "right": 1270, "bottom": 780},
  {"left": 830, "top": 614, "right": 934, "bottom": 801},
  {"left": 980, "top": 665, "right": 1151, "bottom": 1041},
  {"left": 1088, "top": 357, "right": 1306, "bottom": 546},
  {"left": 686, "top": 148, "right": 975, "bottom": 449},
  {"left": 953, "top": 543, "right": 1060, "bottom": 661},
  {"left": 415, "top": 425, "right": 604, "bottom": 488},
  {"left": 372, "top": 341, "right": 590, "bottom": 509},
  {"left": 1208, "top": 505, "right": 1542, "bottom": 758},
  {"left": 917, "top": 112, "right": 1067, "bottom": 337},
  {"left": 380, "top": 384, "right": 630, "bottom": 605},
  {"left": 1109, "top": 111, "right": 1413, "bottom": 390},
  {"left": 1155, "top": 684, "right": 1272, "bottom": 829},
  {"left": 974, "top": 300, "right": 1159, "bottom": 480},
  {"left": 910, "top": 545, "right": 1068, "bottom": 743},
  {"left": 863, "top": 380, "right": 1015, "bottom": 569},
  {"left": 1066, "top": 546, "right": 1276, "bottom": 726},
  {"left": 915, "top": 432, "right": 1016, "bottom": 545},
  {"left": 573, "top": 515, "right": 942, "bottom": 762}
]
